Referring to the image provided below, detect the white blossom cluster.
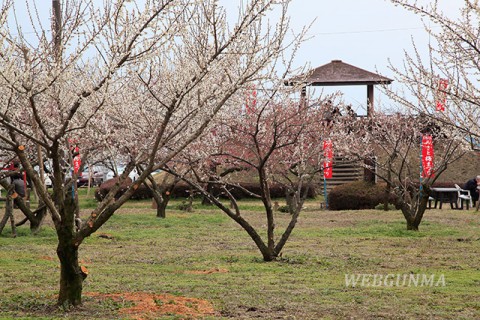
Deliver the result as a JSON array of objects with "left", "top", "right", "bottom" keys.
[{"left": 387, "top": 0, "right": 480, "bottom": 149}]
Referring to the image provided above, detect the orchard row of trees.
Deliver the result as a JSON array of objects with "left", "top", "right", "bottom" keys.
[{"left": 0, "top": 0, "right": 478, "bottom": 310}]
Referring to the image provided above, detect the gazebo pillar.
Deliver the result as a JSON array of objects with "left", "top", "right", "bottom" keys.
[
  {"left": 300, "top": 86, "right": 307, "bottom": 109},
  {"left": 367, "top": 84, "right": 374, "bottom": 116},
  {"left": 364, "top": 84, "right": 376, "bottom": 183}
]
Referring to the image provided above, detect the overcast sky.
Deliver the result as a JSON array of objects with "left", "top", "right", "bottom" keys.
[
  {"left": 286, "top": 0, "right": 462, "bottom": 111},
  {"left": 221, "top": 0, "right": 464, "bottom": 113},
  {"left": 300, "top": 1, "right": 464, "bottom": 112}
]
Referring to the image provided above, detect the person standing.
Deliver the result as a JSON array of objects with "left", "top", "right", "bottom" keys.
[
  {"left": 464, "top": 175, "right": 480, "bottom": 205},
  {"left": 11, "top": 173, "right": 26, "bottom": 198}
]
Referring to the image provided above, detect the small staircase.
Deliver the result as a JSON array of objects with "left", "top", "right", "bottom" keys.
[{"left": 323, "top": 157, "right": 363, "bottom": 192}]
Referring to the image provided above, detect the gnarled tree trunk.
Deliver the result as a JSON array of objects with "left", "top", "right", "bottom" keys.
[
  {"left": 57, "top": 238, "right": 84, "bottom": 307},
  {"left": 153, "top": 187, "right": 173, "bottom": 218},
  {"left": 56, "top": 195, "right": 86, "bottom": 307},
  {"left": 399, "top": 190, "right": 429, "bottom": 231}
]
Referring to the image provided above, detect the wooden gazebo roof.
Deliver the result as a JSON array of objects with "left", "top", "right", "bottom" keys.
[{"left": 289, "top": 60, "right": 393, "bottom": 86}]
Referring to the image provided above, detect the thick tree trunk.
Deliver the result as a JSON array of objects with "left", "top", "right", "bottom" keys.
[
  {"left": 156, "top": 200, "right": 166, "bottom": 218},
  {"left": 401, "top": 208, "right": 420, "bottom": 231},
  {"left": 56, "top": 189, "right": 85, "bottom": 307},
  {"left": 401, "top": 208, "right": 421, "bottom": 231},
  {"left": 142, "top": 171, "right": 176, "bottom": 219},
  {"left": 406, "top": 220, "right": 419, "bottom": 231},
  {"left": 155, "top": 184, "right": 174, "bottom": 218},
  {"left": 151, "top": 191, "right": 163, "bottom": 218},
  {"left": 57, "top": 240, "right": 84, "bottom": 307},
  {"left": 261, "top": 250, "right": 276, "bottom": 261},
  {"left": 398, "top": 187, "right": 430, "bottom": 232},
  {"left": 155, "top": 192, "right": 171, "bottom": 218}
]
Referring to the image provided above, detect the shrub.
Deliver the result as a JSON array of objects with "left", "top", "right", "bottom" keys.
[
  {"left": 277, "top": 205, "right": 290, "bottom": 213},
  {"left": 95, "top": 179, "right": 317, "bottom": 202},
  {"left": 328, "top": 181, "right": 398, "bottom": 211},
  {"left": 176, "top": 200, "right": 193, "bottom": 211},
  {"left": 94, "top": 177, "right": 132, "bottom": 201},
  {"left": 130, "top": 184, "right": 153, "bottom": 200},
  {"left": 94, "top": 177, "right": 153, "bottom": 201},
  {"left": 374, "top": 203, "right": 396, "bottom": 210},
  {"left": 431, "top": 181, "right": 466, "bottom": 189},
  {"left": 170, "top": 183, "right": 194, "bottom": 198},
  {"left": 199, "top": 182, "right": 317, "bottom": 200}
]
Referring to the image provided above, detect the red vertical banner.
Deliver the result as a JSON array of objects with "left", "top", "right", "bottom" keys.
[
  {"left": 436, "top": 78, "right": 448, "bottom": 111},
  {"left": 69, "top": 139, "right": 81, "bottom": 174},
  {"left": 323, "top": 139, "right": 333, "bottom": 179},
  {"left": 73, "top": 145, "right": 81, "bottom": 174},
  {"left": 421, "top": 134, "right": 434, "bottom": 178}
]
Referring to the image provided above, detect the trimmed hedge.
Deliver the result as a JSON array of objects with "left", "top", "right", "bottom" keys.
[
  {"left": 328, "top": 180, "right": 469, "bottom": 211},
  {"left": 94, "top": 177, "right": 138, "bottom": 201},
  {"left": 198, "top": 181, "right": 317, "bottom": 199},
  {"left": 328, "top": 181, "right": 398, "bottom": 211},
  {"left": 94, "top": 177, "right": 468, "bottom": 204},
  {"left": 94, "top": 179, "right": 317, "bottom": 201},
  {"left": 431, "top": 181, "right": 467, "bottom": 189}
]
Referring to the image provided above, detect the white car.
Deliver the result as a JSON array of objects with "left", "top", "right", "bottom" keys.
[{"left": 106, "top": 166, "right": 139, "bottom": 182}]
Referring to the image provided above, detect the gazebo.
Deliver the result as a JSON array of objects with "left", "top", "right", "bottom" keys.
[
  {"left": 288, "top": 60, "right": 393, "bottom": 184},
  {"left": 289, "top": 59, "right": 393, "bottom": 116}
]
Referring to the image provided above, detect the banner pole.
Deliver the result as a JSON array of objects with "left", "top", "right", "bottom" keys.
[{"left": 323, "top": 177, "right": 328, "bottom": 209}]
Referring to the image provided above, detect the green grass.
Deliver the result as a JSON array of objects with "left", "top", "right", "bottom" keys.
[{"left": 0, "top": 191, "right": 479, "bottom": 319}]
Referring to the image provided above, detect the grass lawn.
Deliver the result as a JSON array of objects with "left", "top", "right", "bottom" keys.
[{"left": 0, "top": 189, "right": 479, "bottom": 319}]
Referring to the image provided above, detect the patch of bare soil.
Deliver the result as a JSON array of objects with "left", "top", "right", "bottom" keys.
[
  {"left": 185, "top": 268, "right": 229, "bottom": 274},
  {"left": 39, "top": 255, "right": 55, "bottom": 261},
  {"left": 85, "top": 292, "right": 216, "bottom": 319}
]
